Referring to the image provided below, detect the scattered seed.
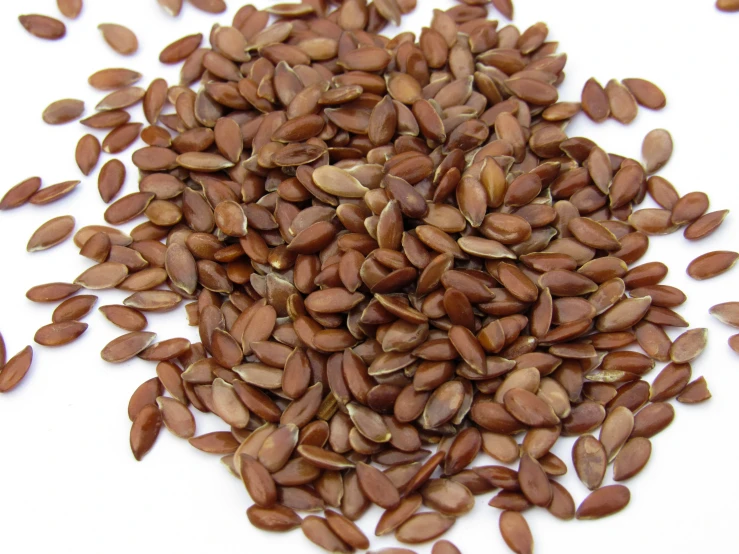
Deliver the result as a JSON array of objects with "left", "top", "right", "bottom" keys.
[
  {"left": 98, "top": 23, "right": 138, "bottom": 55},
  {"left": 19, "top": 14, "right": 66, "bottom": 40},
  {"left": 42, "top": 99, "right": 84, "bottom": 124},
  {"left": 576, "top": 485, "right": 630, "bottom": 520},
  {"left": 27, "top": 215, "right": 75, "bottom": 252},
  {"left": 0, "top": 346, "right": 33, "bottom": 393}
]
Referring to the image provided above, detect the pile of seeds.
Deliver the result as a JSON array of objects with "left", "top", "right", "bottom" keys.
[{"left": 2, "top": 0, "right": 736, "bottom": 553}]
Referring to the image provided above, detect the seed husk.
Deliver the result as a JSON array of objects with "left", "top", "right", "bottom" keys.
[
  {"left": 19, "top": 14, "right": 66, "bottom": 40},
  {"left": 27, "top": 215, "right": 75, "bottom": 252},
  {"left": 0, "top": 346, "right": 33, "bottom": 393},
  {"left": 98, "top": 23, "right": 138, "bottom": 55},
  {"left": 676, "top": 376, "right": 711, "bottom": 404},
  {"left": 42, "top": 99, "right": 84, "bottom": 124},
  {"left": 576, "top": 485, "right": 630, "bottom": 520}
]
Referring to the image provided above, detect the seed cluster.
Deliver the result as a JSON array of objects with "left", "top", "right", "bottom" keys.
[{"left": 2, "top": 1, "right": 737, "bottom": 553}]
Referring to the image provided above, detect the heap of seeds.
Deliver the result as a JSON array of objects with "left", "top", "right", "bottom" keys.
[{"left": 2, "top": 0, "right": 736, "bottom": 553}]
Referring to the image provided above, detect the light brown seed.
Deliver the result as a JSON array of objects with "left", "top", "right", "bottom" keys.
[
  {"left": 581, "top": 78, "right": 609, "bottom": 122},
  {"left": 98, "top": 23, "right": 138, "bottom": 55},
  {"left": 27, "top": 215, "right": 75, "bottom": 252},
  {"left": 642, "top": 129, "right": 673, "bottom": 174},
  {"left": 599, "top": 406, "right": 635, "bottom": 461},
  {"left": 101, "top": 332, "right": 156, "bottom": 363},
  {"left": 19, "top": 14, "right": 66, "bottom": 40},
  {"left": 605, "top": 79, "right": 638, "bottom": 124},
  {"left": 75, "top": 262, "right": 128, "bottom": 289},
  {"left": 670, "top": 328, "right": 708, "bottom": 363},
  {"left": 709, "top": 302, "right": 739, "bottom": 327},
  {"left": 687, "top": 251, "right": 739, "bottom": 280},
  {"left": 156, "top": 396, "right": 196, "bottom": 438},
  {"left": 572, "top": 435, "right": 606, "bottom": 490},
  {"left": 34, "top": 321, "right": 88, "bottom": 347},
  {"left": 499, "top": 511, "right": 533, "bottom": 554},
  {"left": 42, "top": 99, "right": 84, "bottom": 124},
  {"left": 622, "top": 78, "right": 666, "bottom": 110},
  {"left": 576, "top": 485, "right": 630, "bottom": 520},
  {"left": 396, "top": 512, "right": 455, "bottom": 545},
  {"left": 57, "top": 0, "right": 83, "bottom": 19},
  {"left": 0, "top": 346, "right": 34, "bottom": 393},
  {"left": 0, "top": 177, "right": 41, "bottom": 210},
  {"left": 75, "top": 134, "right": 101, "bottom": 176},
  {"left": 29, "top": 180, "right": 80, "bottom": 206},
  {"left": 129, "top": 404, "right": 161, "bottom": 461},
  {"left": 88, "top": 68, "right": 142, "bottom": 91},
  {"left": 301, "top": 516, "right": 352, "bottom": 554}
]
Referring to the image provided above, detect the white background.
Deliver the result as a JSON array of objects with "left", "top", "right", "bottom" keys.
[{"left": 0, "top": 1, "right": 737, "bottom": 553}]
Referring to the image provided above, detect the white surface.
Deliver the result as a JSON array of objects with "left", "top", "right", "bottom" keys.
[{"left": 0, "top": 1, "right": 737, "bottom": 553}]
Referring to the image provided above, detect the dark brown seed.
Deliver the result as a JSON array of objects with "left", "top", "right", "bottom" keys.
[
  {"left": 687, "top": 251, "right": 739, "bottom": 280},
  {"left": 0, "top": 346, "right": 34, "bottom": 393},
  {"left": 576, "top": 485, "right": 631, "bottom": 520},
  {"left": 130, "top": 404, "right": 161, "bottom": 461},
  {"left": 19, "top": 14, "right": 66, "bottom": 40},
  {"left": 499, "top": 511, "right": 533, "bottom": 554},
  {"left": 98, "top": 23, "right": 138, "bottom": 55},
  {"left": 27, "top": 216, "right": 75, "bottom": 252}
]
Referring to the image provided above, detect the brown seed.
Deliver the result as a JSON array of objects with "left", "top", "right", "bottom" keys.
[
  {"left": 102, "top": 123, "right": 143, "bottom": 154},
  {"left": 96, "top": 87, "right": 146, "bottom": 111},
  {"left": 599, "top": 406, "right": 635, "bottom": 461},
  {"left": 105, "top": 192, "right": 155, "bottom": 225},
  {"left": 129, "top": 404, "right": 161, "bottom": 461},
  {"left": 75, "top": 134, "right": 101, "bottom": 176},
  {"left": 161, "top": 34, "right": 203, "bottom": 64},
  {"left": 75, "top": 262, "right": 128, "bottom": 289},
  {"left": 34, "top": 321, "right": 88, "bottom": 347},
  {"left": 605, "top": 79, "right": 638, "bottom": 124},
  {"left": 52, "top": 295, "right": 97, "bottom": 323},
  {"left": 504, "top": 388, "right": 559, "bottom": 427},
  {"left": 621, "top": 78, "right": 666, "bottom": 110},
  {"left": 576, "top": 485, "right": 631, "bottom": 520},
  {"left": 499, "top": 511, "right": 533, "bottom": 554},
  {"left": 246, "top": 504, "right": 302, "bottom": 532},
  {"left": 396, "top": 512, "right": 455, "bottom": 545},
  {"left": 687, "top": 251, "right": 739, "bottom": 280},
  {"left": 19, "top": 14, "right": 66, "bottom": 40},
  {"left": 356, "top": 462, "right": 401, "bottom": 510},
  {"left": 0, "top": 346, "right": 34, "bottom": 393},
  {"left": 42, "top": 99, "right": 84, "bottom": 124},
  {"left": 57, "top": 0, "right": 83, "bottom": 19},
  {"left": 642, "top": 129, "right": 673, "bottom": 174},
  {"left": 97, "top": 159, "right": 126, "bottom": 203},
  {"left": 421, "top": 478, "right": 474, "bottom": 516},
  {"left": 98, "top": 23, "right": 138, "bottom": 55},
  {"left": 88, "top": 68, "right": 142, "bottom": 91},
  {"left": 189, "top": 432, "right": 239, "bottom": 454},
  {"left": 613, "top": 437, "right": 651, "bottom": 481},
  {"left": 669, "top": 328, "right": 708, "bottom": 364},
  {"left": 301, "top": 516, "right": 352, "bottom": 554},
  {"left": 101, "top": 332, "right": 156, "bottom": 363},
  {"left": 29, "top": 180, "right": 80, "bottom": 205},
  {"left": 572, "top": 435, "right": 607, "bottom": 490},
  {"left": 189, "top": 0, "right": 227, "bottom": 14},
  {"left": 26, "top": 282, "right": 81, "bottom": 303},
  {"left": 156, "top": 396, "right": 196, "bottom": 438},
  {"left": 432, "top": 540, "right": 461, "bottom": 554},
  {"left": 27, "top": 215, "right": 75, "bottom": 252},
  {"left": 684, "top": 210, "right": 729, "bottom": 240},
  {"left": 709, "top": 302, "right": 739, "bottom": 327},
  {"left": 99, "top": 305, "right": 147, "bottom": 331},
  {"left": 0, "top": 177, "right": 41, "bottom": 210},
  {"left": 581, "top": 78, "right": 609, "bottom": 122},
  {"left": 632, "top": 402, "right": 674, "bottom": 438}
]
